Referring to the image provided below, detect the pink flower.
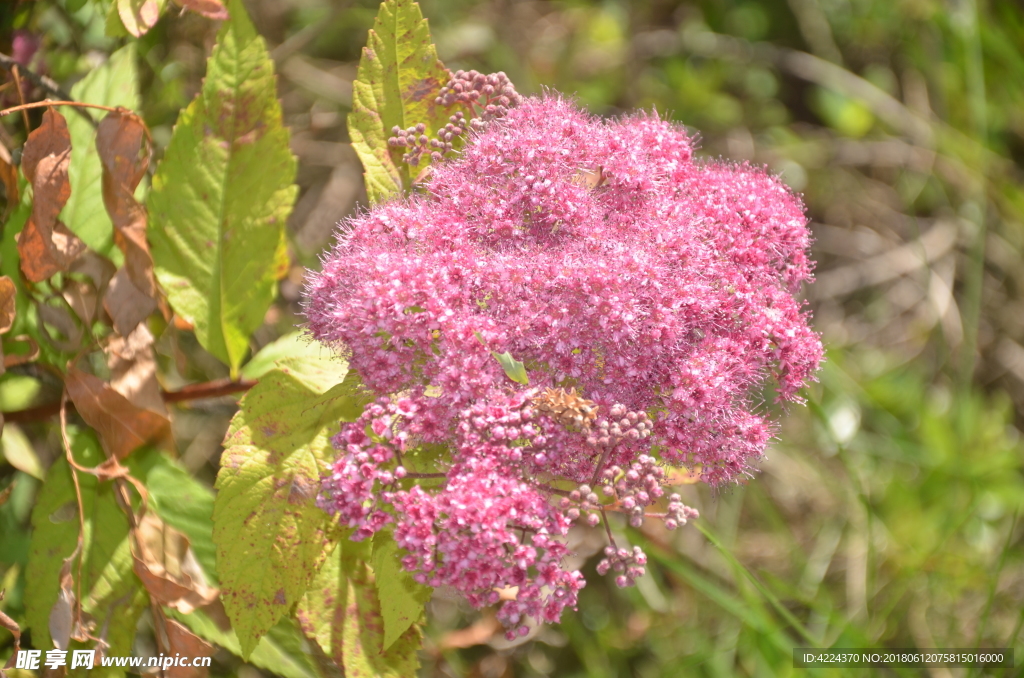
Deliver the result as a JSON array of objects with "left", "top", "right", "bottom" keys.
[{"left": 306, "top": 93, "right": 822, "bottom": 632}]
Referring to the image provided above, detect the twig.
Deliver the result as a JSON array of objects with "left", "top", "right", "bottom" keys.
[
  {"left": 0, "top": 52, "right": 95, "bottom": 126},
  {"left": 0, "top": 52, "right": 76, "bottom": 102},
  {"left": 161, "top": 377, "right": 257, "bottom": 403},
  {"left": 0, "top": 100, "right": 122, "bottom": 118},
  {"left": 59, "top": 390, "right": 87, "bottom": 631},
  {"left": 2, "top": 377, "right": 258, "bottom": 424},
  {"left": 10, "top": 66, "right": 31, "bottom": 133}
]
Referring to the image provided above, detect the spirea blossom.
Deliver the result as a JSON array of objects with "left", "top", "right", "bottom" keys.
[{"left": 305, "top": 94, "right": 823, "bottom": 637}]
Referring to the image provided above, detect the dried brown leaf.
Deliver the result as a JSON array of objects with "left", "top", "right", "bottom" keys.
[
  {"left": 172, "top": 0, "right": 229, "bottom": 20},
  {"left": 0, "top": 277, "right": 14, "bottom": 335},
  {"left": 96, "top": 111, "right": 160, "bottom": 335},
  {"left": 164, "top": 619, "right": 214, "bottom": 678},
  {"left": 64, "top": 366, "right": 170, "bottom": 460},
  {"left": 69, "top": 251, "right": 118, "bottom": 291},
  {"left": 106, "top": 323, "right": 167, "bottom": 416},
  {"left": 0, "top": 603, "right": 22, "bottom": 672},
  {"left": 0, "top": 482, "right": 12, "bottom": 507},
  {"left": 37, "top": 301, "right": 83, "bottom": 353},
  {"left": 0, "top": 140, "right": 17, "bottom": 223},
  {"left": 0, "top": 276, "right": 14, "bottom": 379},
  {"left": 17, "top": 108, "right": 86, "bottom": 282},
  {"left": 118, "top": 0, "right": 162, "bottom": 37},
  {"left": 49, "top": 550, "right": 78, "bottom": 651},
  {"left": 103, "top": 268, "right": 159, "bottom": 337},
  {"left": 132, "top": 514, "right": 218, "bottom": 614}
]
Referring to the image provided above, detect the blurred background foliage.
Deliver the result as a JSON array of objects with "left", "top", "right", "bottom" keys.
[{"left": 2, "top": 0, "right": 1024, "bottom": 676}]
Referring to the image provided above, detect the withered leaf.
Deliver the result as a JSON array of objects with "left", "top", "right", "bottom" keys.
[
  {"left": 17, "top": 108, "right": 87, "bottom": 282},
  {"left": 0, "top": 482, "right": 13, "bottom": 507},
  {"left": 173, "top": 0, "right": 229, "bottom": 20},
  {"left": 0, "top": 276, "right": 14, "bottom": 378},
  {"left": 49, "top": 550, "right": 78, "bottom": 652},
  {"left": 103, "top": 267, "right": 158, "bottom": 337},
  {"left": 164, "top": 619, "right": 214, "bottom": 678},
  {"left": 64, "top": 366, "right": 170, "bottom": 460},
  {"left": 37, "top": 301, "right": 84, "bottom": 353},
  {"left": 118, "top": 0, "right": 162, "bottom": 37},
  {"left": 0, "top": 140, "right": 18, "bottom": 223},
  {"left": 106, "top": 323, "right": 167, "bottom": 416},
  {"left": 63, "top": 252, "right": 117, "bottom": 329},
  {"left": 0, "top": 605, "right": 22, "bottom": 671},
  {"left": 132, "top": 513, "right": 218, "bottom": 614},
  {"left": 0, "top": 277, "right": 15, "bottom": 335},
  {"left": 69, "top": 251, "right": 118, "bottom": 291},
  {"left": 97, "top": 111, "right": 161, "bottom": 335}
]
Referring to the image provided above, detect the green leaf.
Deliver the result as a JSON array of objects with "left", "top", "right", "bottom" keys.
[
  {"left": 168, "top": 609, "right": 320, "bottom": 678},
  {"left": 59, "top": 44, "right": 139, "bottom": 263},
  {"left": 348, "top": 0, "right": 451, "bottom": 202},
  {"left": 297, "top": 541, "right": 421, "bottom": 676},
  {"left": 148, "top": 0, "right": 298, "bottom": 375},
  {"left": 371, "top": 531, "right": 431, "bottom": 651},
  {"left": 241, "top": 331, "right": 341, "bottom": 385},
  {"left": 1, "top": 423, "right": 44, "bottom": 480},
  {"left": 24, "top": 429, "right": 146, "bottom": 675},
  {"left": 213, "top": 360, "right": 369, "bottom": 658},
  {"left": 492, "top": 350, "right": 529, "bottom": 384}
]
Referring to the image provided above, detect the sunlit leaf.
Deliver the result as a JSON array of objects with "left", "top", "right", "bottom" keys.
[
  {"left": 148, "top": 0, "right": 297, "bottom": 375},
  {"left": 64, "top": 366, "right": 170, "bottom": 461},
  {"left": 61, "top": 44, "right": 139, "bottom": 262},
  {"left": 213, "top": 358, "right": 368, "bottom": 658},
  {"left": 348, "top": 0, "right": 451, "bottom": 202},
  {"left": 371, "top": 530, "right": 431, "bottom": 651},
  {"left": 296, "top": 541, "right": 421, "bottom": 676},
  {"left": 492, "top": 350, "right": 529, "bottom": 384},
  {"left": 17, "top": 108, "right": 87, "bottom": 282}
]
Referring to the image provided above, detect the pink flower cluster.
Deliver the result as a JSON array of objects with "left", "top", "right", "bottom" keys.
[{"left": 306, "top": 94, "right": 822, "bottom": 635}]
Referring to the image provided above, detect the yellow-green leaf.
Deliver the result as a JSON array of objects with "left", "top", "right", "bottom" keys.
[
  {"left": 297, "top": 541, "right": 421, "bottom": 676},
  {"left": 148, "top": 0, "right": 297, "bottom": 375},
  {"left": 213, "top": 359, "right": 369, "bottom": 658},
  {"left": 372, "top": 530, "right": 431, "bottom": 651},
  {"left": 60, "top": 44, "right": 139, "bottom": 263},
  {"left": 348, "top": 0, "right": 451, "bottom": 202}
]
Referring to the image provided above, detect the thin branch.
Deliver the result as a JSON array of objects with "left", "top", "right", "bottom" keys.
[
  {"left": 59, "top": 390, "right": 87, "bottom": 629},
  {"left": 2, "top": 378, "right": 258, "bottom": 424},
  {"left": 10, "top": 66, "right": 30, "bottom": 133},
  {"left": 0, "top": 52, "right": 76, "bottom": 102},
  {"left": 161, "top": 378, "right": 257, "bottom": 403},
  {"left": 0, "top": 100, "right": 122, "bottom": 118},
  {"left": 0, "top": 52, "right": 95, "bottom": 126}
]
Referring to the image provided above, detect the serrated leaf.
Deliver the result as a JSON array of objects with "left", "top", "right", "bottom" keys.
[
  {"left": 60, "top": 44, "right": 139, "bottom": 262},
  {"left": 349, "top": 0, "right": 450, "bottom": 202},
  {"left": 492, "top": 350, "right": 529, "bottom": 384},
  {"left": 148, "top": 0, "right": 297, "bottom": 375},
  {"left": 297, "top": 542, "right": 421, "bottom": 677},
  {"left": 371, "top": 530, "right": 431, "bottom": 651},
  {"left": 168, "top": 609, "right": 319, "bottom": 678},
  {"left": 24, "top": 428, "right": 146, "bottom": 675},
  {"left": 213, "top": 361, "right": 369, "bottom": 658}
]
